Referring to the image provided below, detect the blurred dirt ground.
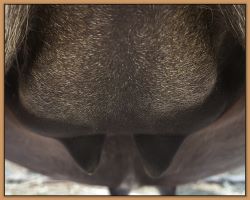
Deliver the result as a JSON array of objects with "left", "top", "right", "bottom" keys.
[{"left": 5, "top": 160, "right": 245, "bottom": 195}]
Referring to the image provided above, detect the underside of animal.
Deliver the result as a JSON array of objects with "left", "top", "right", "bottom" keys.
[{"left": 5, "top": 4, "right": 245, "bottom": 195}]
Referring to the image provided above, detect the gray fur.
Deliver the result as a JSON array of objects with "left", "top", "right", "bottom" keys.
[
  {"left": 5, "top": 5, "right": 31, "bottom": 73},
  {"left": 219, "top": 5, "right": 245, "bottom": 47},
  {"left": 18, "top": 6, "right": 217, "bottom": 129}
]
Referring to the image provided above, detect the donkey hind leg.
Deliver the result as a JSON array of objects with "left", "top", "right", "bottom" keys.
[
  {"left": 109, "top": 187, "right": 130, "bottom": 195},
  {"left": 157, "top": 186, "right": 176, "bottom": 195}
]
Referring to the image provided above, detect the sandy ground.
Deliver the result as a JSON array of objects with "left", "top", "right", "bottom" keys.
[{"left": 5, "top": 160, "right": 245, "bottom": 195}]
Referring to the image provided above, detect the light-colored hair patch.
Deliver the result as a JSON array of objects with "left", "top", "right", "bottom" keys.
[{"left": 5, "top": 5, "right": 31, "bottom": 73}]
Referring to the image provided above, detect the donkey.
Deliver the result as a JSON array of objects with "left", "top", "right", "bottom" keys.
[{"left": 5, "top": 4, "right": 245, "bottom": 195}]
